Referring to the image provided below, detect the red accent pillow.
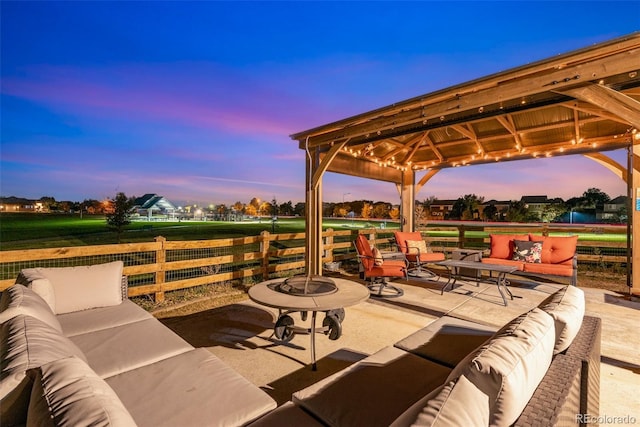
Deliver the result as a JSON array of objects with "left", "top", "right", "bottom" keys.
[
  {"left": 529, "top": 234, "right": 578, "bottom": 265},
  {"left": 489, "top": 234, "right": 529, "bottom": 259}
]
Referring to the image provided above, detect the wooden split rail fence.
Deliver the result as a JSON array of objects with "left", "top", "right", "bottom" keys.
[{"left": 0, "top": 225, "right": 629, "bottom": 302}]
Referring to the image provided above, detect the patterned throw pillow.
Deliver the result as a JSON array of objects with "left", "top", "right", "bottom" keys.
[{"left": 512, "top": 240, "right": 542, "bottom": 263}]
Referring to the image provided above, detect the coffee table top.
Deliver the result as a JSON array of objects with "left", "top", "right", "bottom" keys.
[
  {"left": 437, "top": 259, "right": 518, "bottom": 274},
  {"left": 248, "top": 277, "right": 370, "bottom": 312}
]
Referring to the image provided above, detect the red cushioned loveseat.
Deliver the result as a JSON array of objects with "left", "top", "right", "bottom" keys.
[{"left": 481, "top": 233, "right": 578, "bottom": 286}]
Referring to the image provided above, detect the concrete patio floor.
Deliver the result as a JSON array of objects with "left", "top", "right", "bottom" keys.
[{"left": 158, "top": 274, "right": 640, "bottom": 421}]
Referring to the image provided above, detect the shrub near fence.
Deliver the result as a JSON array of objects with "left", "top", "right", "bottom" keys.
[{"left": 0, "top": 224, "right": 629, "bottom": 301}]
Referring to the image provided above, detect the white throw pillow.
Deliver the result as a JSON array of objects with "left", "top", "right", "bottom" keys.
[
  {"left": 372, "top": 247, "right": 384, "bottom": 266},
  {"left": 25, "top": 261, "right": 124, "bottom": 314},
  {"left": 0, "top": 285, "right": 61, "bottom": 332},
  {"left": 406, "top": 240, "right": 430, "bottom": 255},
  {"left": 27, "top": 356, "right": 137, "bottom": 427},
  {"left": 15, "top": 269, "right": 56, "bottom": 312},
  {"left": 538, "top": 285, "right": 585, "bottom": 354}
]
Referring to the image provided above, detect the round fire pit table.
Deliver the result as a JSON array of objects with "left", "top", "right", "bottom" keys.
[{"left": 248, "top": 276, "right": 369, "bottom": 370}]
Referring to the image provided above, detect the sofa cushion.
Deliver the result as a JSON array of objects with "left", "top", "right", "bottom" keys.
[
  {"left": 293, "top": 346, "right": 452, "bottom": 427},
  {"left": 0, "top": 315, "right": 88, "bottom": 426},
  {"left": 393, "top": 375, "right": 490, "bottom": 427},
  {"left": 106, "top": 348, "right": 276, "bottom": 427},
  {"left": 27, "top": 356, "right": 137, "bottom": 427},
  {"left": 488, "top": 234, "right": 529, "bottom": 259},
  {"left": 248, "top": 401, "right": 325, "bottom": 427},
  {"left": 512, "top": 240, "right": 542, "bottom": 263},
  {"left": 20, "top": 261, "right": 124, "bottom": 314},
  {"left": 538, "top": 286, "right": 585, "bottom": 354},
  {"left": 529, "top": 234, "right": 578, "bottom": 265},
  {"left": 70, "top": 317, "right": 193, "bottom": 378},
  {"left": 448, "top": 308, "right": 555, "bottom": 427},
  {"left": 58, "top": 299, "right": 154, "bottom": 337},
  {"left": 394, "top": 316, "right": 497, "bottom": 368},
  {"left": 522, "top": 262, "right": 575, "bottom": 277},
  {"left": 0, "top": 284, "right": 62, "bottom": 332}
]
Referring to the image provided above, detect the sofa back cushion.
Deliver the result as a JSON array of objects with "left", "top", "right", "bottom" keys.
[
  {"left": 529, "top": 234, "right": 578, "bottom": 265},
  {"left": 27, "top": 356, "right": 137, "bottom": 427},
  {"left": 19, "top": 261, "right": 124, "bottom": 314},
  {"left": 0, "top": 284, "right": 62, "bottom": 332},
  {"left": 448, "top": 308, "right": 555, "bottom": 427},
  {"left": 538, "top": 286, "right": 585, "bottom": 354},
  {"left": 0, "top": 315, "right": 88, "bottom": 426},
  {"left": 488, "top": 234, "right": 529, "bottom": 259},
  {"left": 394, "top": 375, "right": 489, "bottom": 427}
]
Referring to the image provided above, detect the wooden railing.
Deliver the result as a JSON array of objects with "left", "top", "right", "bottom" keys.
[{"left": 0, "top": 224, "right": 629, "bottom": 301}]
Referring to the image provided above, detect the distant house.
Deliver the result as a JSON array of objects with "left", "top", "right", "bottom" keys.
[
  {"left": 427, "top": 199, "right": 457, "bottom": 219},
  {"left": 599, "top": 195, "right": 627, "bottom": 221},
  {"left": 0, "top": 197, "right": 44, "bottom": 212},
  {"left": 481, "top": 200, "right": 511, "bottom": 221},
  {"left": 132, "top": 194, "right": 176, "bottom": 220}
]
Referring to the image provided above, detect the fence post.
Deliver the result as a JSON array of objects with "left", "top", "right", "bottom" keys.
[
  {"left": 325, "top": 228, "right": 334, "bottom": 262},
  {"left": 260, "top": 230, "right": 270, "bottom": 281},
  {"left": 154, "top": 236, "right": 166, "bottom": 303},
  {"left": 458, "top": 225, "right": 465, "bottom": 248}
]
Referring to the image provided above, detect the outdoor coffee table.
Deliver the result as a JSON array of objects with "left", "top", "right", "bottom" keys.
[
  {"left": 248, "top": 276, "right": 369, "bottom": 370},
  {"left": 436, "top": 259, "right": 519, "bottom": 306}
]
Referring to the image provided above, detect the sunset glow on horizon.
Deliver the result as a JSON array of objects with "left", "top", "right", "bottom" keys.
[{"left": 2, "top": 2, "right": 638, "bottom": 207}]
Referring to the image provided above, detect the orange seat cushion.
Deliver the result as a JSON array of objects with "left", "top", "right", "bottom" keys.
[
  {"left": 488, "top": 234, "right": 529, "bottom": 259},
  {"left": 394, "top": 231, "right": 424, "bottom": 255},
  {"left": 522, "top": 262, "right": 574, "bottom": 277},
  {"left": 529, "top": 234, "right": 578, "bottom": 265}
]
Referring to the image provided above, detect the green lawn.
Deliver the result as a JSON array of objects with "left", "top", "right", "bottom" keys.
[
  {"left": 0, "top": 214, "right": 398, "bottom": 250},
  {"left": 0, "top": 213, "right": 625, "bottom": 251}
]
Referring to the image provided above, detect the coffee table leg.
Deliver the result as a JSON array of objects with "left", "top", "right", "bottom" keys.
[
  {"left": 440, "top": 266, "right": 458, "bottom": 295},
  {"left": 496, "top": 272, "right": 514, "bottom": 306}
]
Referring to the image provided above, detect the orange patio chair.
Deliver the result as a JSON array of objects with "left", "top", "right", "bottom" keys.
[
  {"left": 354, "top": 234, "right": 407, "bottom": 298},
  {"left": 394, "top": 231, "right": 445, "bottom": 279}
]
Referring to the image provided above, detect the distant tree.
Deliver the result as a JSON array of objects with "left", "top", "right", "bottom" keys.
[
  {"left": 279, "top": 201, "right": 293, "bottom": 216},
  {"left": 389, "top": 206, "right": 400, "bottom": 220},
  {"left": 541, "top": 203, "right": 567, "bottom": 223},
  {"left": 582, "top": 188, "right": 610, "bottom": 208},
  {"left": 483, "top": 203, "right": 498, "bottom": 221},
  {"left": 361, "top": 202, "right": 372, "bottom": 219},
  {"left": 259, "top": 201, "right": 272, "bottom": 216},
  {"left": 450, "top": 194, "right": 483, "bottom": 220},
  {"left": 232, "top": 201, "right": 245, "bottom": 214},
  {"left": 504, "top": 200, "right": 533, "bottom": 222},
  {"left": 414, "top": 203, "right": 426, "bottom": 224},
  {"left": 245, "top": 204, "right": 257, "bottom": 216},
  {"left": 372, "top": 202, "right": 390, "bottom": 219},
  {"left": 293, "top": 202, "right": 305, "bottom": 216},
  {"left": 105, "top": 192, "right": 135, "bottom": 243}
]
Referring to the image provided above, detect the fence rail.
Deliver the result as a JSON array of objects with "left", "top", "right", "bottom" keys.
[{"left": 0, "top": 224, "right": 629, "bottom": 301}]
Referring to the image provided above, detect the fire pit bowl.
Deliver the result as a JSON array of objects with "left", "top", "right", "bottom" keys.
[{"left": 269, "top": 275, "right": 338, "bottom": 297}]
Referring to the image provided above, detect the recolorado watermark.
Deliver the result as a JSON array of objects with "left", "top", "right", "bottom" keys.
[{"left": 576, "top": 414, "right": 637, "bottom": 424}]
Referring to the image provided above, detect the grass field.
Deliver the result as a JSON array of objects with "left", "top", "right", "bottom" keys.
[
  {"left": 0, "top": 213, "right": 627, "bottom": 251},
  {"left": 0, "top": 213, "right": 399, "bottom": 250}
]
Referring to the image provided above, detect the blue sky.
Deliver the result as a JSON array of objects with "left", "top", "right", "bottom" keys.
[{"left": 1, "top": 1, "right": 639, "bottom": 207}]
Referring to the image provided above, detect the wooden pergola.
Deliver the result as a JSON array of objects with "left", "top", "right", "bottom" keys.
[{"left": 290, "top": 32, "right": 640, "bottom": 294}]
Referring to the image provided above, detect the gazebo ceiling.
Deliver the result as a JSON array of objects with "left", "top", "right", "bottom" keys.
[{"left": 291, "top": 32, "right": 640, "bottom": 181}]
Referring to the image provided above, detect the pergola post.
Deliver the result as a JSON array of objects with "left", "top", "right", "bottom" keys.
[
  {"left": 400, "top": 169, "right": 415, "bottom": 232},
  {"left": 305, "top": 147, "right": 323, "bottom": 276},
  {"left": 632, "top": 143, "right": 639, "bottom": 295}
]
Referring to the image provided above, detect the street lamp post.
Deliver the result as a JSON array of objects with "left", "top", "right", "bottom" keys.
[{"left": 342, "top": 192, "right": 351, "bottom": 204}]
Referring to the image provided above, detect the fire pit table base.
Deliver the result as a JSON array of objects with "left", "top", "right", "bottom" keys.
[{"left": 248, "top": 277, "right": 369, "bottom": 370}]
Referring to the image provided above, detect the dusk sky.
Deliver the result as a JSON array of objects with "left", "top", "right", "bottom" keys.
[{"left": 1, "top": 1, "right": 639, "bottom": 207}]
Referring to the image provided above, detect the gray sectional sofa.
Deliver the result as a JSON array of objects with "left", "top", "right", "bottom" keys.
[
  {"left": 250, "top": 285, "right": 600, "bottom": 427},
  {"left": 0, "top": 261, "right": 277, "bottom": 426}
]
